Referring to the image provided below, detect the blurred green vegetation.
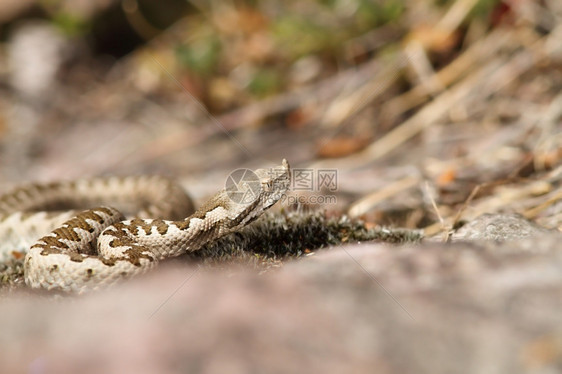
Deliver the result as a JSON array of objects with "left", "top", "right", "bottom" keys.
[
  {"left": 168, "top": 0, "right": 409, "bottom": 100},
  {"left": 51, "top": 12, "right": 89, "bottom": 36},
  {"left": 175, "top": 35, "right": 222, "bottom": 76},
  {"left": 1, "top": 0, "right": 503, "bottom": 103}
]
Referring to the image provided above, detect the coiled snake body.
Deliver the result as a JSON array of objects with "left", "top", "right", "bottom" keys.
[{"left": 0, "top": 160, "right": 290, "bottom": 293}]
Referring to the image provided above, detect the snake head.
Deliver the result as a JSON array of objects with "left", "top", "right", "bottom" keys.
[
  {"left": 198, "top": 159, "right": 291, "bottom": 228},
  {"left": 254, "top": 158, "right": 291, "bottom": 209},
  {"left": 220, "top": 159, "right": 290, "bottom": 227}
]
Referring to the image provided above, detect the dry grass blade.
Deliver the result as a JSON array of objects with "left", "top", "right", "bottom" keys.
[
  {"left": 348, "top": 175, "right": 420, "bottom": 218},
  {"left": 381, "top": 28, "right": 513, "bottom": 123},
  {"left": 318, "top": 29, "right": 548, "bottom": 170}
]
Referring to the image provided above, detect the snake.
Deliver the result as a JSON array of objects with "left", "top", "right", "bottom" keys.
[{"left": 0, "top": 160, "right": 290, "bottom": 293}]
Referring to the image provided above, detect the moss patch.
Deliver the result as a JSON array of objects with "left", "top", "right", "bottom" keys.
[{"left": 182, "top": 210, "right": 422, "bottom": 270}]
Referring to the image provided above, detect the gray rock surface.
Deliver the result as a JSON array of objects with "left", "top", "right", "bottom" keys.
[
  {"left": 2, "top": 224, "right": 562, "bottom": 373},
  {"left": 452, "top": 213, "right": 554, "bottom": 242}
]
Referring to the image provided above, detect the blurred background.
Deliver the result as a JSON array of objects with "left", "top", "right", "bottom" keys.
[
  {"left": 1, "top": 3, "right": 562, "bottom": 371},
  {"left": 0, "top": 0, "right": 560, "bottom": 233}
]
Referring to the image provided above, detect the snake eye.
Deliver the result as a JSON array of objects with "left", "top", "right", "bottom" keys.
[{"left": 262, "top": 179, "right": 273, "bottom": 191}]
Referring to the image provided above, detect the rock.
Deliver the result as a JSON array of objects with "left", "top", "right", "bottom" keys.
[
  {"left": 451, "top": 213, "right": 555, "bottom": 242},
  {"left": 2, "top": 235, "right": 562, "bottom": 373}
]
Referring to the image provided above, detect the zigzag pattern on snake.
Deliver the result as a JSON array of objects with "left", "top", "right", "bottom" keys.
[{"left": 0, "top": 160, "right": 290, "bottom": 293}]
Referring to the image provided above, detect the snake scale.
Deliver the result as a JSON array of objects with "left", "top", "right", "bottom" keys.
[{"left": 0, "top": 160, "right": 290, "bottom": 293}]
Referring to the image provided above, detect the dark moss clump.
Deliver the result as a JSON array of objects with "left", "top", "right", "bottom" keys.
[{"left": 181, "top": 210, "right": 422, "bottom": 269}]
